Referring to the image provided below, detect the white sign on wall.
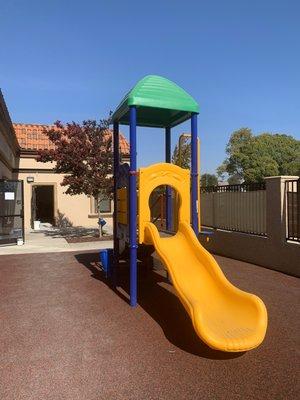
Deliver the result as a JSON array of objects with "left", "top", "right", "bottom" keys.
[{"left": 4, "top": 192, "right": 15, "bottom": 200}]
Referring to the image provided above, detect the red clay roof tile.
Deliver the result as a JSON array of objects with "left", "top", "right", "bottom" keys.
[{"left": 13, "top": 123, "right": 129, "bottom": 155}]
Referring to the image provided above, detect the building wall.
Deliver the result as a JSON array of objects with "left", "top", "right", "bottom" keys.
[
  {"left": 0, "top": 159, "right": 13, "bottom": 179},
  {"left": 0, "top": 129, "right": 17, "bottom": 177},
  {"left": 15, "top": 156, "right": 113, "bottom": 231},
  {"left": 0, "top": 91, "right": 19, "bottom": 179}
]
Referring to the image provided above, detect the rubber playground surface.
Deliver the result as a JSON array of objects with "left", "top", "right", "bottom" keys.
[{"left": 0, "top": 251, "right": 299, "bottom": 399}]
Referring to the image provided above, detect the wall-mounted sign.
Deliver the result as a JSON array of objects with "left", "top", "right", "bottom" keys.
[{"left": 5, "top": 192, "right": 15, "bottom": 200}]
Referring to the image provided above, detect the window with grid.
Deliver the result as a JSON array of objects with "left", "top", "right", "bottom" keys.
[{"left": 91, "top": 191, "right": 111, "bottom": 214}]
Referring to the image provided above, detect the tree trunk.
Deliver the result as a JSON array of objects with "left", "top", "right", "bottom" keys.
[{"left": 97, "top": 193, "right": 102, "bottom": 237}]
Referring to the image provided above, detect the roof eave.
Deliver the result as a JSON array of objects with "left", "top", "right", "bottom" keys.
[{"left": 111, "top": 105, "right": 199, "bottom": 128}]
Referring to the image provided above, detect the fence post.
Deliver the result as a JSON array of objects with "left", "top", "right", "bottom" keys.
[
  {"left": 265, "top": 176, "right": 299, "bottom": 243},
  {"left": 212, "top": 192, "right": 216, "bottom": 229},
  {"left": 298, "top": 180, "right": 300, "bottom": 238}
]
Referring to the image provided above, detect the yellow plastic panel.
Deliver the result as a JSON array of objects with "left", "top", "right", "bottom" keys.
[
  {"left": 138, "top": 163, "right": 190, "bottom": 244},
  {"left": 117, "top": 188, "right": 128, "bottom": 225},
  {"left": 117, "top": 212, "right": 127, "bottom": 225},
  {"left": 118, "top": 201, "right": 128, "bottom": 213},
  {"left": 144, "top": 221, "right": 268, "bottom": 352},
  {"left": 117, "top": 187, "right": 127, "bottom": 201}
]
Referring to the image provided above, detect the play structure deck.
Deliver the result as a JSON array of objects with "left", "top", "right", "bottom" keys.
[{"left": 110, "top": 75, "right": 267, "bottom": 352}]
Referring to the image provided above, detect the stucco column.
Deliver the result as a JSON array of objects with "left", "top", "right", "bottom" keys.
[{"left": 265, "top": 176, "right": 299, "bottom": 243}]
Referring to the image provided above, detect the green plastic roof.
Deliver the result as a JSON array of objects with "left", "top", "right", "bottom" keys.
[{"left": 111, "top": 75, "right": 199, "bottom": 128}]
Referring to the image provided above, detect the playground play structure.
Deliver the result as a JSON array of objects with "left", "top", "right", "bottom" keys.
[{"left": 110, "top": 75, "right": 267, "bottom": 352}]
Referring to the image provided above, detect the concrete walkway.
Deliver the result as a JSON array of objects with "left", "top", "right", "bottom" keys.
[{"left": 0, "top": 231, "right": 112, "bottom": 255}]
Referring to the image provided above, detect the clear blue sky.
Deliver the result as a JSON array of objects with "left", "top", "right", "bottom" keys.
[{"left": 1, "top": 0, "right": 299, "bottom": 173}]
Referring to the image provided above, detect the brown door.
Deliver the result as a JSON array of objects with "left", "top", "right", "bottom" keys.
[{"left": 34, "top": 185, "right": 54, "bottom": 224}]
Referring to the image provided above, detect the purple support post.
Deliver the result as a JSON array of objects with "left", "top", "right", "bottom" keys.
[
  {"left": 113, "top": 121, "right": 119, "bottom": 286},
  {"left": 165, "top": 127, "right": 172, "bottom": 231},
  {"left": 129, "top": 106, "right": 138, "bottom": 307},
  {"left": 191, "top": 113, "right": 199, "bottom": 234}
]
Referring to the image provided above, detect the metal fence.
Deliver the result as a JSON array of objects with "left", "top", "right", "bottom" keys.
[
  {"left": 0, "top": 180, "right": 24, "bottom": 245},
  {"left": 149, "top": 191, "right": 166, "bottom": 229},
  {"left": 285, "top": 180, "right": 299, "bottom": 242},
  {"left": 200, "top": 182, "right": 267, "bottom": 236}
]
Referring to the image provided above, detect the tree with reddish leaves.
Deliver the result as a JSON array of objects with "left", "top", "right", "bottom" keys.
[{"left": 38, "top": 119, "right": 113, "bottom": 236}]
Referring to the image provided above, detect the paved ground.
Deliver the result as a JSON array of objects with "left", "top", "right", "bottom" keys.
[
  {"left": 0, "top": 251, "right": 299, "bottom": 400},
  {"left": 0, "top": 231, "right": 112, "bottom": 255}
]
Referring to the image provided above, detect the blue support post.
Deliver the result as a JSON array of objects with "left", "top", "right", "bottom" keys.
[
  {"left": 165, "top": 127, "right": 172, "bottom": 231},
  {"left": 129, "top": 106, "right": 138, "bottom": 307},
  {"left": 113, "top": 121, "right": 119, "bottom": 286},
  {"left": 191, "top": 113, "right": 199, "bottom": 234}
]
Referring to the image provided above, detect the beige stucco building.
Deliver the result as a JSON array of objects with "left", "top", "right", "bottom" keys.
[
  {"left": 0, "top": 91, "right": 19, "bottom": 180},
  {"left": 0, "top": 90, "right": 129, "bottom": 242}
]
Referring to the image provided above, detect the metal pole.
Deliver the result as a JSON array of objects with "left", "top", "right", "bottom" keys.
[
  {"left": 21, "top": 180, "right": 25, "bottom": 244},
  {"left": 129, "top": 106, "right": 138, "bottom": 307},
  {"left": 198, "top": 138, "right": 201, "bottom": 231},
  {"left": 191, "top": 113, "right": 199, "bottom": 234},
  {"left": 113, "top": 121, "right": 119, "bottom": 286},
  {"left": 178, "top": 132, "right": 201, "bottom": 232},
  {"left": 297, "top": 179, "right": 300, "bottom": 240},
  {"left": 165, "top": 127, "right": 172, "bottom": 230},
  {"left": 178, "top": 133, "right": 187, "bottom": 167}
]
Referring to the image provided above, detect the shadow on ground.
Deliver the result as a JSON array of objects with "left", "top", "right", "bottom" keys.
[
  {"left": 43, "top": 226, "right": 99, "bottom": 238},
  {"left": 29, "top": 226, "right": 112, "bottom": 242},
  {"left": 75, "top": 252, "right": 245, "bottom": 360}
]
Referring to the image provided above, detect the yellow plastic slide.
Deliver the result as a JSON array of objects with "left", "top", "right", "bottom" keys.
[{"left": 144, "top": 221, "right": 268, "bottom": 352}]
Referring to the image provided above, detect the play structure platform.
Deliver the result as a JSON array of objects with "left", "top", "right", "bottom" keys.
[{"left": 110, "top": 75, "right": 268, "bottom": 352}]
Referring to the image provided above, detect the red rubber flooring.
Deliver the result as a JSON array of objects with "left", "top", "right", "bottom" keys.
[{"left": 0, "top": 251, "right": 299, "bottom": 400}]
